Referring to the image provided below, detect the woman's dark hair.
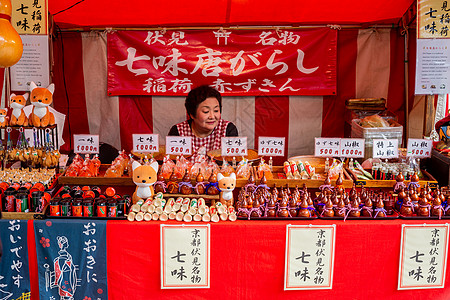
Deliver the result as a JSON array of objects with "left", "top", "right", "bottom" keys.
[{"left": 185, "top": 85, "right": 222, "bottom": 119}]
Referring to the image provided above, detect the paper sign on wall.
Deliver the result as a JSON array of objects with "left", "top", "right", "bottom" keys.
[
  {"left": 372, "top": 139, "right": 399, "bottom": 158},
  {"left": 258, "top": 137, "right": 285, "bottom": 156},
  {"left": 10, "top": 35, "right": 50, "bottom": 91},
  {"left": 221, "top": 137, "right": 248, "bottom": 156},
  {"left": 407, "top": 138, "right": 433, "bottom": 158},
  {"left": 161, "top": 225, "right": 210, "bottom": 289},
  {"left": 166, "top": 136, "right": 192, "bottom": 155},
  {"left": 133, "top": 134, "right": 159, "bottom": 153},
  {"left": 285, "top": 225, "right": 336, "bottom": 290},
  {"left": 73, "top": 134, "right": 99, "bottom": 154},
  {"left": 314, "top": 138, "right": 340, "bottom": 157},
  {"left": 398, "top": 224, "right": 449, "bottom": 290},
  {"left": 12, "top": 0, "right": 48, "bottom": 35}
]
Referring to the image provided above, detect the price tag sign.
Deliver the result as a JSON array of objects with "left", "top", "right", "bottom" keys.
[
  {"left": 314, "top": 138, "right": 340, "bottom": 157},
  {"left": 372, "top": 139, "right": 399, "bottom": 158},
  {"left": 285, "top": 225, "right": 336, "bottom": 290},
  {"left": 258, "top": 137, "right": 285, "bottom": 156},
  {"left": 161, "top": 224, "right": 210, "bottom": 289},
  {"left": 221, "top": 137, "right": 248, "bottom": 156},
  {"left": 407, "top": 139, "right": 432, "bottom": 158},
  {"left": 166, "top": 136, "right": 192, "bottom": 155},
  {"left": 398, "top": 224, "right": 449, "bottom": 290},
  {"left": 339, "top": 138, "right": 364, "bottom": 158},
  {"left": 133, "top": 134, "right": 159, "bottom": 153},
  {"left": 73, "top": 134, "right": 99, "bottom": 154}
]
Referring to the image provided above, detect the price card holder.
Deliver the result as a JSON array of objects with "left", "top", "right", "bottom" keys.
[
  {"left": 258, "top": 137, "right": 285, "bottom": 156},
  {"left": 166, "top": 136, "right": 192, "bottom": 155},
  {"left": 314, "top": 138, "right": 340, "bottom": 157},
  {"left": 161, "top": 224, "right": 210, "bottom": 289},
  {"left": 339, "top": 138, "right": 364, "bottom": 158},
  {"left": 285, "top": 225, "right": 336, "bottom": 290},
  {"left": 221, "top": 137, "right": 248, "bottom": 156},
  {"left": 398, "top": 224, "right": 449, "bottom": 290},
  {"left": 133, "top": 134, "right": 159, "bottom": 153},
  {"left": 372, "top": 139, "right": 399, "bottom": 159},
  {"left": 406, "top": 139, "right": 432, "bottom": 158},
  {"left": 73, "top": 134, "right": 99, "bottom": 154}
]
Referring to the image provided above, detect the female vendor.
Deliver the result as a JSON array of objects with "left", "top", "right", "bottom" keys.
[{"left": 168, "top": 85, "right": 238, "bottom": 154}]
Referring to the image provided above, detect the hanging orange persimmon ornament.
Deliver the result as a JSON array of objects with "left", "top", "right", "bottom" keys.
[{"left": 0, "top": 0, "right": 23, "bottom": 67}]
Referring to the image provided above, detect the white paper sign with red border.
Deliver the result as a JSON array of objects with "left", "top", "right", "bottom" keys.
[
  {"left": 285, "top": 224, "right": 336, "bottom": 290},
  {"left": 161, "top": 224, "right": 210, "bottom": 289},
  {"left": 133, "top": 134, "right": 159, "bottom": 153},
  {"left": 221, "top": 137, "right": 248, "bottom": 157},
  {"left": 372, "top": 139, "right": 399, "bottom": 159},
  {"left": 406, "top": 138, "right": 433, "bottom": 158},
  {"left": 398, "top": 224, "right": 449, "bottom": 290},
  {"left": 314, "top": 138, "right": 340, "bottom": 157},
  {"left": 73, "top": 134, "right": 99, "bottom": 154},
  {"left": 166, "top": 136, "right": 192, "bottom": 155},
  {"left": 258, "top": 137, "right": 285, "bottom": 156},
  {"left": 339, "top": 138, "right": 365, "bottom": 158}
]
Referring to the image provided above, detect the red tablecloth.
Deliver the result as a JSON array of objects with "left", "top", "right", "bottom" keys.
[{"left": 27, "top": 219, "right": 450, "bottom": 299}]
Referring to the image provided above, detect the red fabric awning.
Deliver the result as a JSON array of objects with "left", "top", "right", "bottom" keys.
[{"left": 50, "top": 0, "right": 415, "bottom": 29}]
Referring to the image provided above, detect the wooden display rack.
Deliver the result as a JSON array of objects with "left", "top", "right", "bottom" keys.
[{"left": 352, "top": 169, "right": 438, "bottom": 189}]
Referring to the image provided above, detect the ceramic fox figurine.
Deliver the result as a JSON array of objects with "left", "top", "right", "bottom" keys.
[
  {"left": 9, "top": 93, "right": 29, "bottom": 126},
  {"left": 29, "top": 82, "right": 55, "bottom": 127},
  {"left": 218, "top": 172, "right": 236, "bottom": 207},
  {"left": 132, "top": 160, "right": 159, "bottom": 204},
  {"left": 0, "top": 108, "right": 8, "bottom": 127}
]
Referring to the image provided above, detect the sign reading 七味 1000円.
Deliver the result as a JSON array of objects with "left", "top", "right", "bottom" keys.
[
  {"left": 73, "top": 134, "right": 99, "bottom": 154},
  {"left": 166, "top": 136, "right": 192, "bottom": 155},
  {"left": 314, "top": 138, "right": 340, "bottom": 157},
  {"left": 133, "top": 134, "right": 159, "bottom": 153},
  {"left": 258, "top": 137, "right": 285, "bottom": 156},
  {"left": 221, "top": 137, "right": 247, "bottom": 156}
]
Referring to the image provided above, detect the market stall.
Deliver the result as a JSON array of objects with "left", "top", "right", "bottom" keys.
[{"left": 2, "top": 0, "right": 450, "bottom": 299}]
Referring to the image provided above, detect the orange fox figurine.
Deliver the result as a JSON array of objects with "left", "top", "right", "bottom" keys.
[
  {"left": 218, "top": 172, "right": 236, "bottom": 207},
  {"left": 29, "top": 82, "right": 55, "bottom": 127},
  {"left": 9, "top": 93, "right": 29, "bottom": 126},
  {"left": 0, "top": 108, "right": 8, "bottom": 127},
  {"left": 132, "top": 160, "right": 159, "bottom": 204}
]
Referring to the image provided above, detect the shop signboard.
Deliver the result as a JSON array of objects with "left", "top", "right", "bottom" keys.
[
  {"left": 398, "top": 224, "right": 449, "bottom": 290},
  {"left": 339, "top": 138, "right": 365, "bottom": 158},
  {"left": 107, "top": 28, "right": 337, "bottom": 96},
  {"left": 314, "top": 137, "right": 340, "bottom": 157},
  {"left": 284, "top": 224, "right": 336, "bottom": 290},
  {"left": 161, "top": 224, "right": 210, "bottom": 289}
]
